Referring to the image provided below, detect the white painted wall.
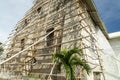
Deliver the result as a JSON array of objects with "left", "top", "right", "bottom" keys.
[
  {"left": 109, "top": 34, "right": 120, "bottom": 56},
  {"left": 109, "top": 32, "right": 120, "bottom": 78},
  {"left": 95, "top": 28, "right": 120, "bottom": 80}
]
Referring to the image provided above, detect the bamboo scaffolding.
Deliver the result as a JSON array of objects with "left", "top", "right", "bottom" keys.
[
  {"left": 75, "top": 0, "right": 106, "bottom": 80},
  {"left": 0, "top": 0, "right": 108, "bottom": 80}
]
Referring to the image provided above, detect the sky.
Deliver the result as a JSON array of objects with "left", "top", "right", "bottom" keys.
[
  {"left": 0, "top": 0, "right": 33, "bottom": 43},
  {"left": 0, "top": 0, "right": 120, "bottom": 43},
  {"left": 94, "top": 0, "right": 120, "bottom": 33}
]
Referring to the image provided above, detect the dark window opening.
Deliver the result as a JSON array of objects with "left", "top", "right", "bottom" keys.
[
  {"left": 37, "top": 7, "right": 41, "bottom": 13},
  {"left": 93, "top": 72, "right": 101, "bottom": 80},
  {"left": 56, "top": 0, "right": 69, "bottom": 10},
  {"left": 21, "top": 39, "right": 25, "bottom": 50},
  {"left": 24, "top": 19, "right": 29, "bottom": 26},
  {"left": 46, "top": 28, "right": 54, "bottom": 46},
  {"left": 25, "top": 19, "right": 28, "bottom": 24}
]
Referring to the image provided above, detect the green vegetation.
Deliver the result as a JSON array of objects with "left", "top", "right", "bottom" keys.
[
  {"left": 26, "top": 75, "right": 40, "bottom": 79},
  {"left": 53, "top": 48, "right": 91, "bottom": 80},
  {"left": 0, "top": 42, "right": 4, "bottom": 54}
]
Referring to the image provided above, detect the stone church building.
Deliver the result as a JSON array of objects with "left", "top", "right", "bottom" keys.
[{"left": 0, "top": 0, "right": 120, "bottom": 80}]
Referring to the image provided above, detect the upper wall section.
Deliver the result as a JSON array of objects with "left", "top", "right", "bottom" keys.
[
  {"left": 84, "top": 0, "right": 109, "bottom": 38},
  {"left": 26, "top": 0, "right": 109, "bottom": 39},
  {"left": 109, "top": 32, "right": 120, "bottom": 56}
]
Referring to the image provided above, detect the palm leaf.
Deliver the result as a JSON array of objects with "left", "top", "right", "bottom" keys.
[
  {"left": 53, "top": 52, "right": 65, "bottom": 62},
  {"left": 64, "top": 64, "right": 71, "bottom": 80},
  {"left": 69, "top": 65, "right": 76, "bottom": 80},
  {"left": 56, "top": 62, "right": 62, "bottom": 73},
  {"left": 53, "top": 48, "right": 91, "bottom": 80},
  {"left": 61, "top": 49, "right": 68, "bottom": 55},
  {"left": 65, "top": 48, "right": 83, "bottom": 61},
  {"left": 70, "top": 56, "right": 91, "bottom": 75}
]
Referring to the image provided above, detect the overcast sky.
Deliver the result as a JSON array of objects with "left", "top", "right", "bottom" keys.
[
  {"left": 0, "top": 0, "right": 120, "bottom": 43},
  {"left": 0, "top": 0, "right": 33, "bottom": 43}
]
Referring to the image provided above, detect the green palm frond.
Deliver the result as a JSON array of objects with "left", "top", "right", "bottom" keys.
[
  {"left": 61, "top": 49, "right": 68, "bottom": 55},
  {"left": 69, "top": 55, "right": 79, "bottom": 64},
  {"left": 56, "top": 62, "right": 62, "bottom": 73},
  {"left": 69, "top": 48, "right": 82, "bottom": 55},
  {"left": 71, "top": 57, "right": 91, "bottom": 75},
  {"left": 69, "top": 65, "right": 76, "bottom": 80},
  {"left": 65, "top": 48, "right": 82, "bottom": 61},
  {"left": 53, "top": 52, "right": 65, "bottom": 62},
  {"left": 64, "top": 64, "right": 71, "bottom": 80},
  {"left": 53, "top": 48, "right": 91, "bottom": 80}
]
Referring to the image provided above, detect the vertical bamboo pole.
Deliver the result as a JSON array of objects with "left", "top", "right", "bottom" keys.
[{"left": 75, "top": 0, "right": 106, "bottom": 80}]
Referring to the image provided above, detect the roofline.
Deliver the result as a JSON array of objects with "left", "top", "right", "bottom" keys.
[
  {"left": 109, "top": 32, "right": 120, "bottom": 39},
  {"left": 83, "top": 0, "right": 109, "bottom": 39}
]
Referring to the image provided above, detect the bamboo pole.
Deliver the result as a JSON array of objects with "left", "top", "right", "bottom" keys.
[{"left": 75, "top": 0, "right": 106, "bottom": 80}]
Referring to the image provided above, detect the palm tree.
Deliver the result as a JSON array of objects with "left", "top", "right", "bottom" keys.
[{"left": 53, "top": 48, "right": 91, "bottom": 80}]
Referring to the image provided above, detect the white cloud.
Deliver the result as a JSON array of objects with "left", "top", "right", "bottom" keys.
[
  {"left": 0, "top": 31, "right": 8, "bottom": 43},
  {"left": 0, "top": 0, "right": 33, "bottom": 43}
]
